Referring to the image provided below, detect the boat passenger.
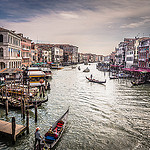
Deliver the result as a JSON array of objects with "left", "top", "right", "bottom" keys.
[
  {"left": 54, "top": 131, "right": 58, "bottom": 139},
  {"left": 34, "top": 127, "right": 41, "bottom": 150},
  {"left": 49, "top": 127, "right": 54, "bottom": 134}
]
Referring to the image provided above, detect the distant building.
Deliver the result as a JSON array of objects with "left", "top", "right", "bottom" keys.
[
  {"left": 110, "top": 52, "right": 115, "bottom": 64},
  {"left": 78, "top": 53, "right": 84, "bottom": 63},
  {"left": 0, "top": 27, "right": 22, "bottom": 69},
  {"left": 51, "top": 46, "right": 62, "bottom": 64},
  {"left": 31, "top": 42, "right": 38, "bottom": 64},
  {"left": 125, "top": 49, "right": 134, "bottom": 68},
  {"left": 124, "top": 38, "right": 135, "bottom": 68},
  {"left": 55, "top": 44, "right": 78, "bottom": 64},
  {"left": 35, "top": 43, "right": 52, "bottom": 63},
  {"left": 104, "top": 55, "right": 110, "bottom": 63},
  {"left": 97, "top": 55, "right": 104, "bottom": 62}
]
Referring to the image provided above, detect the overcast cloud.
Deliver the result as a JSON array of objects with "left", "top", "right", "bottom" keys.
[{"left": 1, "top": 0, "right": 150, "bottom": 55}]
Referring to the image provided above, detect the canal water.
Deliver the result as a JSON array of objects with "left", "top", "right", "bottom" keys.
[{"left": 0, "top": 63, "right": 150, "bottom": 150}]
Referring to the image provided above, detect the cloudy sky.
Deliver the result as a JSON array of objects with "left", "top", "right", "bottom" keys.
[{"left": 1, "top": 0, "right": 150, "bottom": 55}]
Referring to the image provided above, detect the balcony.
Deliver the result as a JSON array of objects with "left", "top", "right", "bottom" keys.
[
  {"left": 139, "top": 58, "right": 146, "bottom": 61},
  {"left": 22, "top": 48, "right": 30, "bottom": 51},
  {"left": 22, "top": 56, "right": 30, "bottom": 59},
  {"left": 139, "top": 44, "right": 149, "bottom": 47}
]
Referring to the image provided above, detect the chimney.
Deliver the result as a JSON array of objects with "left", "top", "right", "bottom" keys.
[
  {"left": 11, "top": 30, "right": 16, "bottom": 33},
  {"left": 17, "top": 33, "right": 23, "bottom": 37}
]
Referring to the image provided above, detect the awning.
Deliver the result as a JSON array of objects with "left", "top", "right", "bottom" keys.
[
  {"left": 47, "top": 62, "right": 54, "bottom": 64},
  {"left": 110, "top": 65, "right": 124, "bottom": 67},
  {"left": 122, "top": 68, "right": 150, "bottom": 73}
]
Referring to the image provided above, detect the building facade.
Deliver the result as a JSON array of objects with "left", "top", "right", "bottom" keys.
[
  {"left": 138, "top": 39, "right": 150, "bottom": 68},
  {"left": 0, "top": 27, "right": 22, "bottom": 69},
  {"left": 31, "top": 42, "right": 38, "bottom": 64},
  {"left": 18, "top": 33, "right": 32, "bottom": 67}
]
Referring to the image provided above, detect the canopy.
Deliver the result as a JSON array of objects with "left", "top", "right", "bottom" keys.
[
  {"left": 47, "top": 62, "right": 54, "bottom": 64},
  {"left": 122, "top": 68, "right": 150, "bottom": 73},
  {"left": 110, "top": 65, "right": 124, "bottom": 68},
  {"left": 28, "top": 71, "right": 45, "bottom": 77}
]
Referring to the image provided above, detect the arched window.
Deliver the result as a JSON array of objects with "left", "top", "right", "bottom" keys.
[
  {"left": 0, "top": 34, "right": 3, "bottom": 42},
  {"left": 0, "top": 48, "right": 3, "bottom": 58}
]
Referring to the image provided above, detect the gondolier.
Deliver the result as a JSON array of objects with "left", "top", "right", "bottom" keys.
[
  {"left": 90, "top": 74, "right": 93, "bottom": 79},
  {"left": 34, "top": 127, "right": 41, "bottom": 150}
]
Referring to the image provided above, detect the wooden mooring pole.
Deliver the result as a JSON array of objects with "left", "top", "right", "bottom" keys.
[
  {"left": 42, "top": 85, "right": 45, "bottom": 98},
  {"left": 12, "top": 117, "right": 16, "bottom": 144},
  {"left": 23, "top": 100, "right": 25, "bottom": 119},
  {"left": 5, "top": 99, "right": 8, "bottom": 116},
  {"left": 26, "top": 109, "right": 29, "bottom": 134},
  {"left": 40, "top": 86, "right": 42, "bottom": 97},
  {"left": 35, "top": 101, "right": 37, "bottom": 123},
  {"left": 45, "top": 80, "right": 47, "bottom": 91}
]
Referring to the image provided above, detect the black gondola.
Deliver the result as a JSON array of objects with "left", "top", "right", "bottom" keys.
[
  {"left": 109, "top": 76, "right": 118, "bottom": 79},
  {"left": 86, "top": 77, "right": 106, "bottom": 84},
  {"left": 131, "top": 80, "right": 145, "bottom": 86},
  {"left": 40, "top": 107, "right": 69, "bottom": 149},
  {"left": 0, "top": 96, "right": 48, "bottom": 110}
]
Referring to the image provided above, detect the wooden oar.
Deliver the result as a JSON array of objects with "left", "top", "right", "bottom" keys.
[{"left": 41, "top": 136, "right": 50, "bottom": 150}]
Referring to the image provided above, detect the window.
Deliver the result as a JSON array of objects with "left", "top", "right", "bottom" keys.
[
  {"left": 0, "top": 34, "right": 3, "bottom": 42},
  {"left": 0, "top": 48, "right": 3, "bottom": 58}
]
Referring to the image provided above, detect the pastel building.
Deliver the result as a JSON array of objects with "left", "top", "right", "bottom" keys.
[{"left": 18, "top": 33, "right": 32, "bottom": 67}]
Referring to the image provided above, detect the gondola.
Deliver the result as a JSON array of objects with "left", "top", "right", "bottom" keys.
[
  {"left": 78, "top": 66, "right": 81, "bottom": 70},
  {"left": 109, "top": 76, "right": 118, "bottom": 79},
  {"left": 86, "top": 77, "right": 106, "bottom": 84},
  {"left": 0, "top": 96, "right": 48, "bottom": 110},
  {"left": 29, "top": 96, "right": 48, "bottom": 104},
  {"left": 0, "top": 100, "right": 40, "bottom": 110},
  {"left": 40, "top": 107, "right": 69, "bottom": 149},
  {"left": 83, "top": 67, "right": 90, "bottom": 72},
  {"left": 131, "top": 81, "right": 145, "bottom": 86}
]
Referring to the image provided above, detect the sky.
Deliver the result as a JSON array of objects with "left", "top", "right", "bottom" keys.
[{"left": 1, "top": 0, "right": 150, "bottom": 55}]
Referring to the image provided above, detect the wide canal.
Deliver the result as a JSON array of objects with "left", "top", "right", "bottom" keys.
[{"left": 0, "top": 63, "right": 150, "bottom": 150}]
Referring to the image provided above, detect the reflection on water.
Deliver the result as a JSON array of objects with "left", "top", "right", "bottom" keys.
[{"left": 0, "top": 63, "right": 150, "bottom": 150}]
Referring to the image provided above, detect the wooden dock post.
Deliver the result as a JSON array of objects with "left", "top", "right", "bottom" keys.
[
  {"left": 2, "top": 87, "right": 3, "bottom": 101},
  {"left": 45, "top": 80, "right": 47, "bottom": 91},
  {"left": 5, "top": 99, "right": 8, "bottom": 116},
  {"left": 42, "top": 85, "right": 45, "bottom": 97},
  {"left": 23, "top": 100, "right": 25, "bottom": 119},
  {"left": 35, "top": 102, "right": 37, "bottom": 123},
  {"left": 47, "top": 82, "right": 50, "bottom": 90},
  {"left": 12, "top": 117, "right": 16, "bottom": 144},
  {"left": 26, "top": 109, "right": 29, "bottom": 134},
  {"left": 21, "top": 99, "right": 23, "bottom": 116},
  {"left": 40, "top": 86, "right": 42, "bottom": 97}
]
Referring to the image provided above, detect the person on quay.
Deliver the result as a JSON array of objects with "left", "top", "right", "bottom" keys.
[{"left": 34, "top": 127, "right": 41, "bottom": 150}]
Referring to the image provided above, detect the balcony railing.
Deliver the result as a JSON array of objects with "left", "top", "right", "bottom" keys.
[
  {"left": 22, "top": 56, "right": 30, "bottom": 59},
  {"left": 22, "top": 48, "right": 30, "bottom": 51},
  {"left": 139, "top": 58, "right": 146, "bottom": 61}
]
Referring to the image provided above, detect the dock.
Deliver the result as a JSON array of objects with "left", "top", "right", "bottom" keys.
[
  {"left": 0, "top": 116, "right": 29, "bottom": 144},
  {"left": 0, "top": 120, "right": 26, "bottom": 135}
]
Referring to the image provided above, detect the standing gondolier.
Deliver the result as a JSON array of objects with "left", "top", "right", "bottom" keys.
[
  {"left": 34, "top": 127, "right": 41, "bottom": 150},
  {"left": 91, "top": 74, "right": 93, "bottom": 79}
]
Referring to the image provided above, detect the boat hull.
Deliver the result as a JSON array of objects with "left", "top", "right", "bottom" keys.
[{"left": 40, "top": 108, "right": 69, "bottom": 149}]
